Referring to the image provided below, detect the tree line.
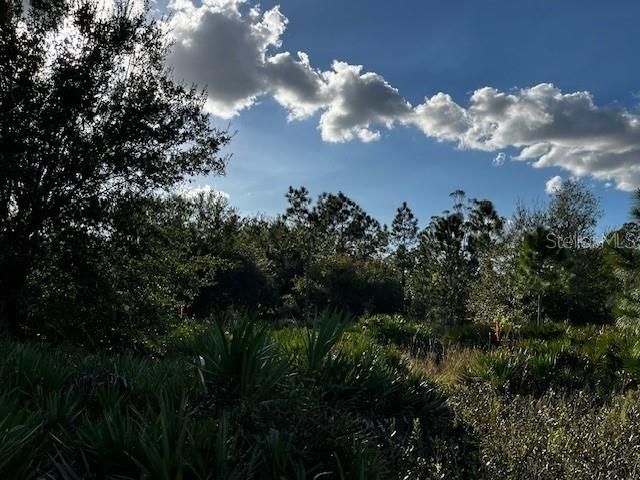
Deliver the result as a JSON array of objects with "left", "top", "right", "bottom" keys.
[{"left": 2, "top": 0, "right": 639, "bottom": 349}]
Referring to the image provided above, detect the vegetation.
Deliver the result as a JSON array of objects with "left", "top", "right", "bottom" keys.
[{"left": 3, "top": 1, "right": 640, "bottom": 478}]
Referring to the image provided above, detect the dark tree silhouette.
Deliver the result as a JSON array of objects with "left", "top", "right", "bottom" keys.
[{"left": 0, "top": 0, "right": 229, "bottom": 335}]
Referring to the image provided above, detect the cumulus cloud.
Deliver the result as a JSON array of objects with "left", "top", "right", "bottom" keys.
[
  {"left": 166, "top": 0, "right": 410, "bottom": 140},
  {"left": 545, "top": 175, "right": 563, "bottom": 195},
  {"left": 406, "top": 84, "right": 640, "bottom": 190},
  {"left": 410, "top": 93, "right": 470, "bottom": 142},
  {"left": 168, "top": 0, "right": 287, "bottom": 118},
  {"left": 317, "top": 62, "right": 411, "bottom": 142},
  {"left": 166, "top": 0, "right": 640, "bottom": 191},
  {"left": 265, "top": 52, "right": 327, "bottom": 120}
]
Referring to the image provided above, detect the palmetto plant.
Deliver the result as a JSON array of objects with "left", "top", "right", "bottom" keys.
[
  {"left": 77, "top": 403, "right": 140, "bottom": 475},
  {"left": 193, "top": 320, "right": 289, "bottom": 402},
  {"left": 305, "top": 310, "right": 351, "bottom": 371},
  {"left": 132, "top": 394, "right": 192, "bottom": 480},
  {"left": 0, "top": 394, "right": 41, "bottom": 479},
  {"left": 0, "top": 343, "right": 72, "bottom": 395},
  {"left": 0, "top": 315, "right": 479, "bottom": 479}
]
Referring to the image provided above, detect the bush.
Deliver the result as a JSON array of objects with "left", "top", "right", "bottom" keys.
[
  {"left": 363, "top": 314, "right": 437, "bottom": 357},
  {"left": 450, "top": 385, "right": 640, "bottom": 479},
  {"left": 290, "top": 256, "right": 403, "bottom": 316}
]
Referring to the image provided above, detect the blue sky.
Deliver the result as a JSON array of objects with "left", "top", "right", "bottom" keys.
[{"left": 169, "top": 0, "right": 640, "bottom": 230}]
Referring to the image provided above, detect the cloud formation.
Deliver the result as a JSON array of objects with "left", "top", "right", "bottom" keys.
[
  {"left": 545, "top": 176, "right": 563, "bottom": 195},
  {"left": 167, "top": 0, "right": 640, "bottom": 191}
]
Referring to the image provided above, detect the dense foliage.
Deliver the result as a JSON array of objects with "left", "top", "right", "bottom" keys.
[
  {"left": 0, "top": 312, "right": 476, "bottom": 479},
  {"left": 5, "top": 1, "right": 640, "bottom": 478}
]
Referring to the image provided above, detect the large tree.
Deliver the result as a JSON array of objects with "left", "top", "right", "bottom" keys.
[
  {"left": 284, "top": 187, "right": 388, "bottom": 319},
  {"left": 0, "top": 0, "right": 229, "bottom": 335}
]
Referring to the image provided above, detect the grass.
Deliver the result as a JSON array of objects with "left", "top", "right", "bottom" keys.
[{"left": 409, "top": 347, "right": 481, "bottom": 386}]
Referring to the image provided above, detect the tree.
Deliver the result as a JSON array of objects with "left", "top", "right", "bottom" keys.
[
  {"left": 288, "top": 255, "right": 401, "bottom": 316},
  {"left": 611, "top": 196, "right": 640, "bottom": 330},
  {"left": 411, "top": 192, "right": 503, "bottom": 324},
  {"left": 390, "top": 202, "right": 418, "bottom": 310},
  {"left": 0, "top": 0, "right": 229, "bottom": 336},
  {"left": 284, "top": 188, "right": 389, "bottom": 319},
  {"left": 548, "top": 179, "right": 602, "bottom": 246},
  {"left": 466, "top": 198, "right": 504, "bottom": 262},
  {"left": 416, "top": 210, "right": 469, "bottom": 324},
  {"left": 314, "top": 191, "right": 387, "bottom": 259},
  {"left": 284, "top": 186, "right": 317, "bottom": 321},
  {"left": 547, "top": 180, "right": 611, "bottom": 323},
  {"left": 516, "top": 226, "right": 571, "bottom": 325}
]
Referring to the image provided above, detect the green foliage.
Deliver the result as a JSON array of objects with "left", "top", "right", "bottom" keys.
[
  {"left": 461, "top": 323, "right": 640, "bottom": 396},
  {"left": 364, "top": 314, "right": 436, "bottom": 357},
  {"left": 0, "top": 314, "right": 475, "bottom": 479},
  {"left": 410, "top": 192, "right": 503, "bottom": 324},
  {"left": 0, "top": 0, "right": 229, "bottom": 337},
  {"left": 191, "top": 320, "right": 289, "bottom": 403},
  {"left": 5, "top": 315, "right": 640, "bottom": 478},
  {"left": 0, "top": 394, "right": 40, "bottom": 479},
  {"left": 305, "top": 310, "right": 351, "bottom": 370},
  {"left": 132, "top": 394, "right": 192, "bottom": 480},
  {"left": 3, "top": 2, "right": 638, "bottom": 477},
  {"left": 450, "top": 386, "right": 640, "bottom": 479},
  {"left": 290, "top": 255, "right": 403, "bottom": 316},
  {"left": 443, "top": 322, "right": 493, "bottom": 348},
  {"left": 516, "top": 225, "right": 572, "bottom": 324}
]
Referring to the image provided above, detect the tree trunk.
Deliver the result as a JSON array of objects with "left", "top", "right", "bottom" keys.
[{"left": 536, "top": 293, "right": 542, "bottom": 326}]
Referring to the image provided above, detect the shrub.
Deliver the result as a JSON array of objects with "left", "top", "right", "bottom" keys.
[
  {"left": 191, "top": 320, "right": 289, "bottom": 403},
  {"left": 449, "top": 385, "right": 640, "bottom": 479}
]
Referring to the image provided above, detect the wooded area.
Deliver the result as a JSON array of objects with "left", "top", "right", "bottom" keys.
[{"left": 3, "top": 2, "right": 640, "bottom": 478}]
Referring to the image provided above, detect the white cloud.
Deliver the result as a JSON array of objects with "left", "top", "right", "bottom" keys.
[
  {"left": 410, "top": 93, "right": 470, "bottom": 142},
  {"left": 166, "top": 0, "right": 410, "bottom": 140},
  {"left": 492, "top": 152, "right": 506, "bottom": 166},
  {"left": 266, "top": 52, "right": 328, "bottom": 120},
  {"left": 168, "top": 0, "right": 287, "bottom": 118},
  {"left": 411, "top": 84, "right": 640, "bottom": 191},
  {"left": 317, "top": 62, "right": 411, "bottom": 143},
  {"left": 166, "top": 0, "right": 640, "bottom": 191},
  {"left": 545, "top": 175, "right": 563, "bottom": 195}
]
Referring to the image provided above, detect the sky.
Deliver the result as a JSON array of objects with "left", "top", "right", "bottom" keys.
[{"left": 162, "top": 0, "right": 640, "bottom": 231}]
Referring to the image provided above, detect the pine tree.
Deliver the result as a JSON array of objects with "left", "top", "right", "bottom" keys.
[{"left": 391, "top": 202, "right": 418, "bottom": 311}]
